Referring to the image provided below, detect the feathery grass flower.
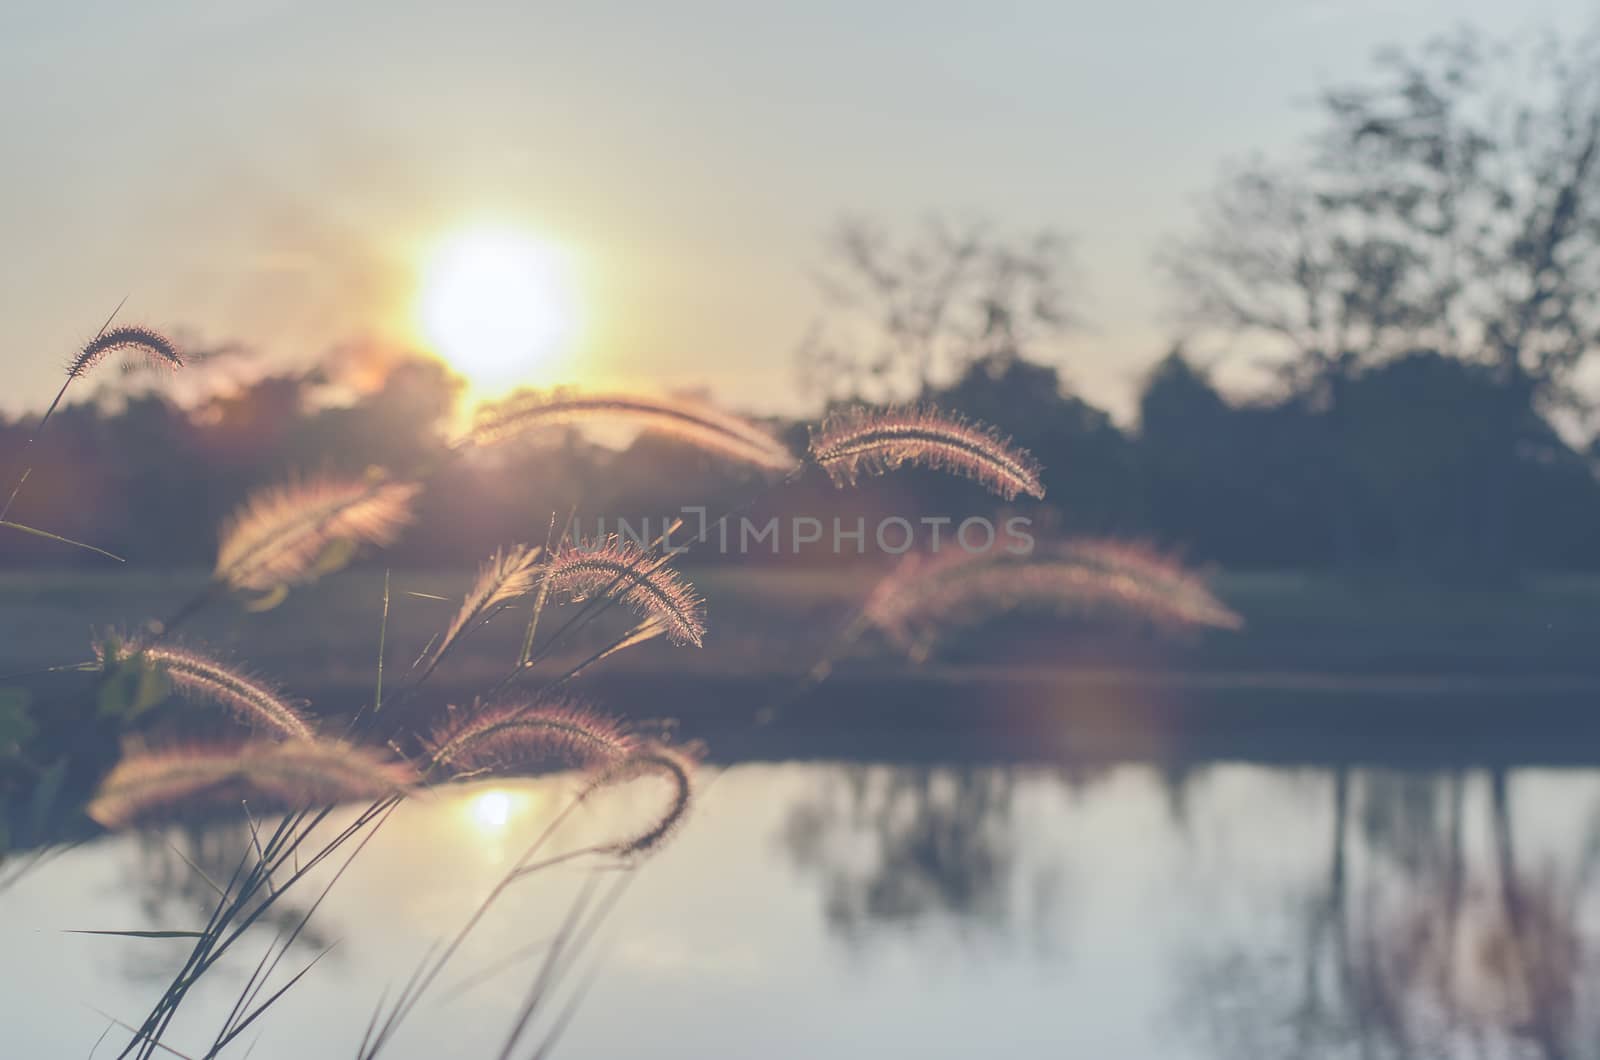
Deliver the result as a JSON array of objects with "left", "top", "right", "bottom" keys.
[
  {"left": 428, "top": 545, "right": 545, "bottom": 668},
  {"left": 591, "top": 742, "right": 697, "bottom": 856},
  {"left": 810, "top": 404, "right": 1044, "bottom": 500},
  {"left": 66, "top": 326, "right": 183, "bottom": 379},
  {"left": 424, "top": 699, "right": 634, "bottom": 776},
  {"left": 215, "top": 474, "right": 421, "bottom": 592},
  {"left": 466, "top": 390, "right": 797, "bottom": 472},
  {"left": 96, "top": 639, "right": 313, "bottom": 740},
  {"left": 87, "top": 740, "right": 414, "bottom": 829},
  {"left": 866, "top": 538, "right": 1241, "bottom": 657},
  {"left": 546, "top": 537, "right": 706, "bottom": 647}
]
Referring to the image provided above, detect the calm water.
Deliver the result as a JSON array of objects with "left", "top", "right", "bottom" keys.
[{"left": 6, "top": 757, "right": 1600, "bottom": 1058}]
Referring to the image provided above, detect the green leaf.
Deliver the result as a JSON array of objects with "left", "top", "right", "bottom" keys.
[
  {"left": 97, "top": 656, "right": 171, "bottom": 721},
  {"left": 241, "top": 537, "right": 360, "bottom": 610},
  {"left": 91, "top": 631, "right": 125, "bottom": 664},
  {"left": 307, "top": 536, "right": 359, "bottom": 580},
  {"left": 243, "top": 583, "right": 290, "bottom": 613}
]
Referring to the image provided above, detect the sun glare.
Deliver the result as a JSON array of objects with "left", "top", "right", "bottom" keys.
[
  {"left": 418, "top": 226, "right": 575, "bottom": 393},
  {"left": 468, "top": 788, "right": 514, "bottom": 831}
]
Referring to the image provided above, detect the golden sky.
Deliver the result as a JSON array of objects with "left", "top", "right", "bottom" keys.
[{"left": 3, "top": 0, "right": 1590, "bottom": 420}]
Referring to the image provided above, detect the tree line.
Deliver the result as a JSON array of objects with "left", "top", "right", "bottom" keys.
[
  {"left": 1, "top": 340, "right": 1594, "bottom": 580},
  {"left": 3, "top": 25, "right": 1598, "bottom": 581}
]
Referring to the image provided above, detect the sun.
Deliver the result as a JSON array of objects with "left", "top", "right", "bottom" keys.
[{"left": 418, "top": 226, "right": 575, "bottom": 392}]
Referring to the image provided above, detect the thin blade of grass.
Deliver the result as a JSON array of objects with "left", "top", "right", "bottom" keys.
[
  {"left": 210, "top": 942, "right": 339, "bottom": 1055},
  {"left": 88, "top": 1019, "right": 115, "bottom": 1060},
  {"left": 164, "top": 840, "right": 227, "bottom": 901},
  {"left": 495, "top": 874, "right": 603, "bottom": 1060},
  {"left": 215, "top": 933, "right": 282, "bottom": 1052},
  {"left": 406, "top": 634, "right": 440, "bottom": 678},
  {"left": 528, "top": 946, "right": 611, "bottom": 1060},
  {"left": 357, "top": 789, "right": 595, "bottom": 1057},
  {"left": 355, "top": 983, "right": 391, "bottom": 1060},
  {"left": 240, "top": 803, "right": 278, "bottom": 899},
  {"left": 67, "top": 930, "right": 207, "bottom": 940},
  {"left": 0, "top": 296, "right": 126, "bottom": 522},
  {"left": 90, "top": 1008, "right": 197, "bottom": 1060},
  {"left": 0, "top": 520, "right": 124, "bottom": 562},
  {"left": 518, "top": 510, "right": 571, "bottom": 668},
  {"left": 436, "top": 936, "right": 555, "bottom": 1005},
  {"left": 374, "top": 570, "right": 390, "bottom": 713},
  {"left": 503, "top": 870, "right": 633, "bottom": 1060},
  {"left": 218, "top": 798, "right": 401, "bottom": 1050}
]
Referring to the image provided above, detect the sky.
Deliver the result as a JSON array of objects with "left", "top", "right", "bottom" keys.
[{"left": 3, "top": 0, "right": 1596, "bottom": 422}]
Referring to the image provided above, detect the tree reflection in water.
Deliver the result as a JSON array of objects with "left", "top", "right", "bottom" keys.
[
  {"left": 1180, "top": 767, "right": 1600, "bottom": 1059},
  {"left": 112, "top": 821, "right": 329, "bottom": 986},
  {"left": 778, "top": 764, "right": 1080, "bottom": 953}
]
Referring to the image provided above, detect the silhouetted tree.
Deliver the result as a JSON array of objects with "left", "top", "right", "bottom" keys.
[
  {"left": 797, "top": 215, "right": 1077, "bottom": 402},
  {"left": 1168, "top": 27, "right": 1600, "bottom": 405},
  {"left": 1164, "top": 27, "right": 1600, "bottom": 575},
  {"left": 4, "top": 342, "right": 1599, "bottom": 579},
  {"left": 928, "top": 353, "right": 1137, "bottom": 533}
]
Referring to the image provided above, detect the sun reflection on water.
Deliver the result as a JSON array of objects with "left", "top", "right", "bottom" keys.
[
  {"left": 471, "top": 789, "right": 513, "bottom": 829},
  {"left": 461, "top": 786, "right": 539, "bottom": 838}
]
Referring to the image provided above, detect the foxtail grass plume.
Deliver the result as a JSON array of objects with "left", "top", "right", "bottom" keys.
[
  {"left": 243, "top": 739, "right": 415, "bottom": 805},
  {"left": 1052, "top": 539, "right": 1244, "bottom": 631},
  {"left": 87, "top": 740, "right": 415, "bottom": 829},
  {"left": 428, "top": 545, "right": 544, "bottom": 668},
  {"left": 809, "top": 404, "right": 1044, "bottom": 501},
  {"left": 215, "top": 474, "right": 421, "bottom": 592},
  {"left": 591, "top": 742, "right": 697, "bottom": 856},
  {"left": 85, "top": 746, "right": 244, "bottom": 829},
  {"left": 424, "top": 699, "right": 634, "bottom": 776},
  {"left": 465, "top": 390, "right": 797, "bottom": 473},
  {"left": 1, "top": 320, "right": 182, "bottom": 532},
  {"left": 546, "top": 537, "right": 706, "bottom": 646},
  {"left": 66, "top": 326, "right": 183, "bottom": 380},
  {"left": 95, "top": 639, "right": 313, "bottom": 741},
  {"left": 865, "top": 538, "right": 1241, "bottom": 657}
]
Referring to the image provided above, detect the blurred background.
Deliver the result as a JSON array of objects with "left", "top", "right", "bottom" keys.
[{"left": 7, "top": 4, "right": 1600, "bottom": 1058}]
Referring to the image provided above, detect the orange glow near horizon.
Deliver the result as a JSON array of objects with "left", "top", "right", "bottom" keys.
[{"left": 416, "top": 224, "right": 579, "bottom": 399}]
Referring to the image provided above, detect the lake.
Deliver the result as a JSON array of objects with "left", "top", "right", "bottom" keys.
[
  {"left": 5, "top": 569, "right": 1600, "bottom": 1057},
  {"left": 6, "top": 750, "right": 1600, "bottom": 1058}
]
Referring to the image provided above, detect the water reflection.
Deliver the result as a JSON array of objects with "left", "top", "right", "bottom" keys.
[
  {"left": 1179, "top": 768, "right": 1600, "bottom": 1060},
  {"left": 7, "top": 761, "right": 1600, "bottom": 1057},
  {"left": 778, "top": 765, "right": 1070, "bottom": 952},
  {"left": 116, "top": 822, "right": 331, "bottom": 985}
]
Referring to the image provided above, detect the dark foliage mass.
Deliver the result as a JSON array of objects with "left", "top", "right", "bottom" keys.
[
  {"left": 777, "top": 26, "right": 1600, "bottom": 583},
  {"left": 8, "top": 26, "right": 1600, "bottom": 582},
  {"left": 1, "top": 346, "right": 1592, "bottom": 582}
]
